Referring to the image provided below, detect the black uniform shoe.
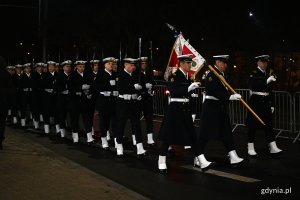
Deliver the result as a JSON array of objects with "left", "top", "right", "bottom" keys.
[
  {"left": 137, "top": 152, "right": 147, "bottom": 159},
  {"left": 158, "top": 168, "right": 168, "bottom": 174}
]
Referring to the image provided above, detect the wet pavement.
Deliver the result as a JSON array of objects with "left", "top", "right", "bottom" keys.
[{"left": 1, "top": 119, "right": 299, "bottom": 200}]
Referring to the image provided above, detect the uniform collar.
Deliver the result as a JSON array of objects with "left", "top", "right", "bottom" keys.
[
  {"left": 179, "top": 68, "right": 188, "bottom": 80},
  {"left": 64, "top": 71, "right": 69, "bottom": 76},
  {"left": 214, "top": 65, "right": 225, "bottom": 77},
  {"left": 257, "top": 66, "right": 266, "bottom": 74},
  {"left": 124, "top": 68, "right": 132, "bottom": 76},
  {"left": 105, "top": 68, "right": 112, "bottom": 76},
  {"left": 50, "top": 71, "right": 55, "bottom": 76},
  {"left": 77, "top": 70, "right": 84, "bottom": 77}
]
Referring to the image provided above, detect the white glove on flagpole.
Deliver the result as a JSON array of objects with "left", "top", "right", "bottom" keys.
[
  {"left": 229, "top": 93, "right": 242, "bottom": 100},
  {"left": 267, "top": 76, "right": 276, "bottom": 84},
  {"left": 188, "top": 82, "right": 200, "bottom": 92}
]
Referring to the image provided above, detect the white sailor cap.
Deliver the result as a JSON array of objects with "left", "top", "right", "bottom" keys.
[
  {"left": 61, "top": 60, "right": 72, "bottom": 66},
  {"left": 43, "top": 63, "right": 48, "bottom": 67},
  {"left": 47, "top": 61, "right": 57, "bottom": 65},
  {"left": 74, "top": 60, "right": 87, "bottom": 65},
  {"left": 6, "top": 66, "right": 15, "bottom": 69},
  {"left": 90, "top": 60, "right": 100, "bottom": 64},
  {"left": 113, "top": 58, "right": 119, "bottom": 63},
  {"left": 23, "top": 63, "right": 32, "bottom": 67},
  {"left": 255, "top": 55, "right": 270, "bottom": 62},
  {"left": 139, "top": 57, "right": 148, "bottom": 63},
  {"left": 123, "top": 58, "right": 137, "bottom": 64},
  {"left": 213, "top": 55, "right": 230, "bottom": 62},
  {"left": 102, "top": 57, "right": 115, "bottom": 64},
  {"left": 177, "top": 54, "right": 193, "bottom": 62},
  {"left": 35, "top": 62, "right": 44, "bottom": 67},
  {"left": 15, "top": 64, "right": 23, "bottom": 68}
]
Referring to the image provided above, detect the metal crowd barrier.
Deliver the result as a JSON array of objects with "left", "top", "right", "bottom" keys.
[
  {"left": 293, "top": 92, "right": 300, "bottom": 143},
  {"left": 152, "top": 85, "right": 299, "bottom": 142},
  {"left": 273, "top": 91, "right": 293, "bottom": 139}
]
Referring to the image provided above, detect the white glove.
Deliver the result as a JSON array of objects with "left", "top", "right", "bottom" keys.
[
  {"left": 82, "top": 84, "right": 90, "bottom": 90},
  {"left": 188, "top": 82, "right": 200, "bottom": 92},
  {"left": 229, "top": 93, "right": 242, "bottom": 100},
  {"left": 271, "top": 107, "right": 274, "bottom": 114},
  {"left": 134, "top": 83, "right": 142, "bottom": 90},
  {"left": 137, "top": 95, "right": 142, "bottom": 101},
  {"left": 267, "top": 76, "right": 276, "bottom": 84},
  {"left": 87, "top": 94, "right": 92, "bottom": 99},
  {"left": 145, "top": 83, "right": 152, "bottom": 89},
  {"left": 192, "top": 114, "right": 196, "bottom": 122}
]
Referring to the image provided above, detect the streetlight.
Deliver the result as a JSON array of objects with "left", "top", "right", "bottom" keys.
[{"left": 249, "top": 12, "right": 253, "bottom": 17}]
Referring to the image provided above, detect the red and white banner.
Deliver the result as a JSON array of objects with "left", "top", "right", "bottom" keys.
[{"left": 164, "top": 34, "right": 206, "bottom": 81}]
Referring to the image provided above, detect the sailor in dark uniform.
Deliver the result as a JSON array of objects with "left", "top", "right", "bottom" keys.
[
  {"left": 94, "top": 57, "right": 118, "bottom": 149},
  {"left": 138, "top": 57, "right": 155, "bottom": 146},
  {"left": 5, "top": 66, "right": 15, "bottom": 120},
  {"left": 19, "top": 63, "right": 34, "bottom": 127},
  {"left": 157, "top": 54, "right": 202, "bottom": 173},
  {"left": 89, "top": 59, "right": 100, "bottom": 138},
  {"left": 0, "top": 56, "right": 14, "bottom": 150},
  {"left": 115, "top": 58, "right": 146, "bottom": 157},
  {"left": 197, "top": 55, "right": 244, "bottom": 169},
  {"left": 246, "top": 55, "right": 282, "bottom": 156},
  {"left": 31, "top": 62, "right": 44, "bottom": 129},
  {"left": 69, "top": 60, "right": 94, "bottom": 144},
  {"left": 42, "top": 61, "right": 59, "bottom": 134},
  {"left": 11, "top": 64, "right": 23, "bottom": 125},
  {"left": 55, "top": 60, "right": 72, "bottom": 138}
]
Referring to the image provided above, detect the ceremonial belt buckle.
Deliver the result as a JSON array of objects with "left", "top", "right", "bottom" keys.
[
  {"left": 113, "top": 91, "right": 119, "bottom": 96},
  {"left": 132, "top": 94, "right": 138, "bottom": 100}
]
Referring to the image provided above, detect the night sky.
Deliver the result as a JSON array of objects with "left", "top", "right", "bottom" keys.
[{"left": 1, "top": 0, "right": 300, "bottom": 68}]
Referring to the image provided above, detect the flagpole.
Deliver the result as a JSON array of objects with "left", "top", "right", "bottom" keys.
[
  {"left": 138, "top": 37, "right": 142, "bottom": 83},
  {"left": 207, "top": 64, "right": 266, "bottom": 125},
  {"left": 164, "top": 34, "right": 180, "bottom": 81}
]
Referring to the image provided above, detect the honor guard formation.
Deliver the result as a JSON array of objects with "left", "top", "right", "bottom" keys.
[{"left": 0, "top": 53, "right": 283, "bottom": 174}]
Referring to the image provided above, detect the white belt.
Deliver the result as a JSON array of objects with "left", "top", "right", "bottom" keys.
[
  {"left": 60, "top": 90, "right": 69, "bottom": 95},
  {"left": 170, "top": 98, "right": 189, "bottom": 103},
  {"left": 252, "top": 91, "right": 269, "bottom": 96},
  {"left": 100, "top": 91, "right": 112, "bottom": 96},
  {"left": 205, "top": 95, "right": 219, "bottom": 100},
  {"left": 75, "top": 92, "right": 82, "bottom": 96},
  {"left": 23, "top": 88, "right": 32, "bottom": 92},
  {"left": 118, "top": 94, "right": 137, "bottom": 100},
  {"left": 45, "top": 89, "right": 54, "bottom": 93}
]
